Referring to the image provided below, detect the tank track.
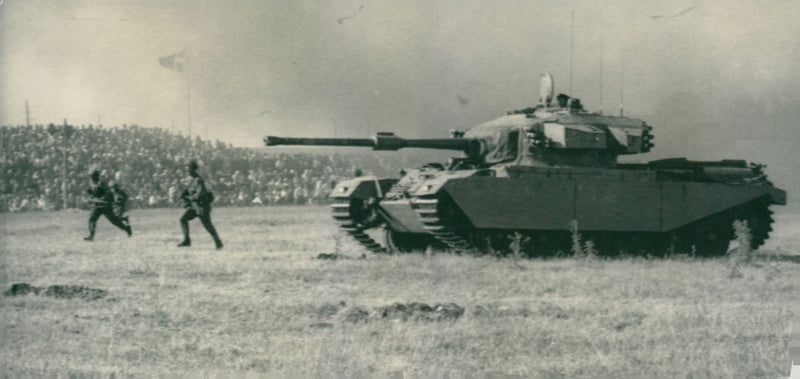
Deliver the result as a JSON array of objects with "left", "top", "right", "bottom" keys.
[
  {"left": 410, "top": 195, "right": 776, "bottom": 257},
  {"left": 330, "top": 198, "right": 387, "bottom": 253},
  {"left": 655, "top": 196, "right": 775, "bottom": 256},
  {"left": 411, "top": 197, "right": 473, "bottom": 251},
  {"left": 732, "top": 196, "right": 774, "bottom": 251}
]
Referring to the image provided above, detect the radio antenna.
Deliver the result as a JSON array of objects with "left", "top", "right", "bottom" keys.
[
  {"left": 620, "top": 46, "right": 625, "bottom": 117},
  {"left": 599, "top": 20, "right": 604, "bottom": 114},
  {"left": 569, "top": 10, "right": 575, "bottom": 95}
]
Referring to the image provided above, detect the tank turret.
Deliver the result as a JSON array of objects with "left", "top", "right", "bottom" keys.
[
  {"left": 265, "top": 109, "right": 653, "bottom": 169},
  {"left": 265, "top": 75, "right": 653, "bottom": 169}
]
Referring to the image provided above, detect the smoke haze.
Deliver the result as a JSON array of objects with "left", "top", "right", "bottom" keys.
[{"left": 2, "top": 0, "right": 799, "bottom": 193}]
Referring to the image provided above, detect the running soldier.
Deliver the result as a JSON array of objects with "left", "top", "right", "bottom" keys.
[
  {"left": 178, "top": 160, "right": 223, "bottom": 249},
  {"left": 85, "top": 169, "right": 132, "bottom": 241},
  {"left": 109, "top": 172, "right": 130, "bottom": 227}
]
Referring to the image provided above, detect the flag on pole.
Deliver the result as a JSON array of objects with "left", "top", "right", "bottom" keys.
[{"left": 158, "top": 52, "right": 185, "bottom": 72}]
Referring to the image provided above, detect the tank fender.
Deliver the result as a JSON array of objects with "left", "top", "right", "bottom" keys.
[
  {"left": 769, "top": 186, "right": 787, "bottom": 205},
  {"left": 412, "top": 169, "right": 485, "bottom": 196},
  {"left": 332, "top": 176, "right": 388, "bottom": 201}
]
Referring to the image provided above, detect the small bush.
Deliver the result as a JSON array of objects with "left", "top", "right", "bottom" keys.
[
  {"left": 569, "top": 220, "right": 596, "bottom": 257},
  {"left": 583, "top": 240, "right": 598, "bottom": 258},
  {"left": 728, "top": 219, "right": 754, "bottom": 279},
  {"left": 485, "top": 234, "right": 497, "bottom": 257},
  {"left": 569, "top": 220, "right": 582, "bottom": 256},
  {"left": 733, "top": 219, "right": 752, "bottom": 255},
  {"left": 507, "top": 232, "right": 530, "bottom": 265}
]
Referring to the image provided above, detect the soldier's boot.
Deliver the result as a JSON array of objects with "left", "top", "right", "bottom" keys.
[
  {"left": 207, "top": 226, "right": 223, "bottom": 250},
  {"left": 85, "top": 221, "right": 96, "bottom": 241},
  {"left": 178, "top": 220, "right": 191, "bottom": 247},
  {"left": 125, "top": 224, "right": 132, "bottom": 237}
]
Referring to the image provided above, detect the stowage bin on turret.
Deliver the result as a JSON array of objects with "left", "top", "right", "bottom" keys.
[{"left": 264, "top": 73, "right": 786, "bottom": 256}]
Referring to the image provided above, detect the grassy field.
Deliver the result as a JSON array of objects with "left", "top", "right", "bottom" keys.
[{"left": 1, "top": 206, "right": 798, "bottom": 377}]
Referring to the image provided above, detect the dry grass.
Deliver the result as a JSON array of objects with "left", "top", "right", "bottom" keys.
[{"left": 0, "top": 206, "right": 798, "bottom": 377}]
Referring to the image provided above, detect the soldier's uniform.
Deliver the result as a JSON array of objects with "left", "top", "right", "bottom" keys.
[
  {"left": 109, "top": 179, "right": 130, "bottom": 226},
  {"left": 178, "top": 160, "right": 223, "bottom": 249},
  {"left": 85, "top": 170, "right": 132, "bottom": 241}
]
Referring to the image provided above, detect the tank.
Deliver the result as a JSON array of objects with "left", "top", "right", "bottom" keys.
[{"left": 264, "top": 73, "right": 787, "bottom": 256}]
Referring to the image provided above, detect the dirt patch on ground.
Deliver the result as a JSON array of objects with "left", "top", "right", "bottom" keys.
[
  {"left": 308, "top": 302, "right": 464, "bottom": 328},
  {"left": 472, "top": 302, "right": 570, "bottom": 319},
  {"left": 607, "top": 311, "right": 647, "bottom": 332},
  {"left": 316, "top": 301, "right": 346, "bottom": 318},
  {"left": 3, "top": 283, "right": 106, "bottom": 300},
  {"left": 4, "top": 283, "right": 40, "bottom": 296},
  {"left": 316, "top": 253, "right": 340, "bottom": 260},
  {"left": 343, "top": 307, "right": 369, "bottom": 323},
  {"left": 309, "top": 322, "right": 334, "bottom": 329},
  {"left": 378, "top": 302, "right": 464, "bottom": 322}
]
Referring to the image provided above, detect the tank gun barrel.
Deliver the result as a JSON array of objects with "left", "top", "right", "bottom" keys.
[
  {"left": 264, "top": 132, "right": 477, "bottom": 153},
  {"left": 264, "top": 136, "right": 374, "bottom": 148}
]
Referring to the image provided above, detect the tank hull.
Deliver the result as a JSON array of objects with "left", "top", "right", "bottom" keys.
[
  {"left": 333, "top": 165, "right": 784, "bottom": 255},
  {"left": 438, "top": 175, "right": 785, "bottom": 233}
]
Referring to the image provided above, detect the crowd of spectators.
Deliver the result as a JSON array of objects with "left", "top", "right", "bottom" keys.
[{"left": 1, "top": 123, "right": 433, "bottom": 213}]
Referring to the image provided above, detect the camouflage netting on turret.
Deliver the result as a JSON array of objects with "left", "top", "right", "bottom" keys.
[{"left": 463, "top": 116, "right": 527, "bottom": 164}]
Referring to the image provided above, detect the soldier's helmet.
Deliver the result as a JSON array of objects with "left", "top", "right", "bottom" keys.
[
  {"left": 89, "top": 167, "right": 101, "bottom": 179},
  {"left": 186, "top": 160, "right": 200, "bottom": 171}
]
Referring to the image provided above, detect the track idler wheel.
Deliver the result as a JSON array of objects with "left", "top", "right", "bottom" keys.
[
  {"left": 731, "top": 197, "right": 774, "bottom": 250},
  {"left": 384, "top": 228, "right": 438, "bottom": 253},
  {"left": 331, "top": 197, "right": 386, "bottom": 254}
]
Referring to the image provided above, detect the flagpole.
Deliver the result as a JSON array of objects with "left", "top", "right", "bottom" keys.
[
  {"left": 186, "top": 53, "right": 192, "bottom": 139},
  {"left": 159, "top": 52, "right": 190, "bottom": 138}
]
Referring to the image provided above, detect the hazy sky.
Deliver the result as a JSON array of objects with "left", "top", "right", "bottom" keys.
[{"left": 2, "top": 0, "right": 799, "bottom": 190}]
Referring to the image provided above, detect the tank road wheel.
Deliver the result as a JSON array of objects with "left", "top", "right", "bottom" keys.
[
  {"left": 385, "top": 228, "right": 435, "bottom": 253},
  {"left": 461, "top": 231, "right": 510, "bottom": 255},
  {"left": 732, "top": 197, "right": 774, "bottom": 250},
  {"left": 350, "top": 197, "right": 380, "bottom": 229},
  {"left": 679, "top": 212, "right": 735, "bottom": 257},
  {"left": 527, "top": 231, "right": 571, "bottom": 256},
  {"left": 619, "top": 232, "right": 670, "bottom": 256},
  {"left": 694, "top": 224, "right": 733, "bottom": 257}
]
